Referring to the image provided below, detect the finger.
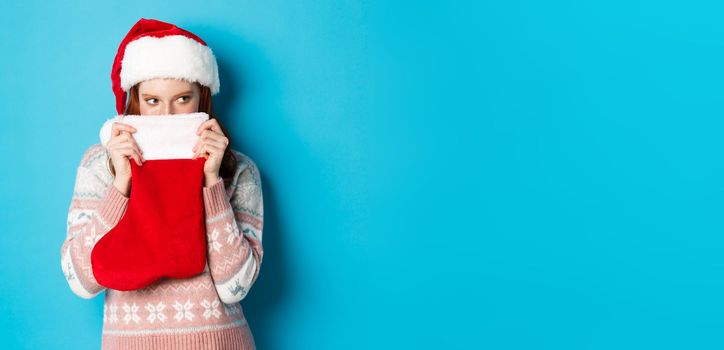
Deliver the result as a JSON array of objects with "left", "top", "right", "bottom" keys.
[
  {"left": 193, "top": 143, "right": 209, "bottom": 158},
  {"left": 120, "top": 132, "right": 141, "bottom": 151},
  {"left": 203, "top": 138, "right": 226, "bottom": 151},
  {"left": 127, "top": 138, "right": 144, "bottom": 158},
  {"left": 111, "top": 123, "right": 122, "bottom": 137},
  {"left": 195, "top": 121, "right": 210, "bottom": 135},
  {"left": 112, "top": 122, "right": 137, "bottom": 137},
  {"left": 196, "top": 119, "right": 222, "bottom": 135},
  {"left": 192, "top": 128, "right": 215, "bottom": 151},
  {"left": 114, "top": 130, "right": 132, "bottom": 145},
  {"left": 131, "top": 144, "right": 145, "bottom": 162},
  {"left": 126, "top": 148, "right": 143, "bottom": 166},
  {"left": 196, "top": 143, "right": 224, "bottom": 159},
  {"left": 132, "top": 152, "right": 142, "bottom": 166},
  {"left": 120, "top": 146, "right": 143, "bottom": 165},
  {"left": 200, "top": 128, "right": 226, "bottom": 141},
  {"left": 200, "top": 130, "right": 228, "bottom": 146},
  {"left": 115, "top": 121, "right": 136, "bottom": 131},
  {"left": 200, "top": 135, "right": 223, "bottom": 150},
  {"left": 193, "top": 143, "right": 212, "bottom": 159},
  {"left": 192, "top": 144, "right": 205, "bottom": 159},
  {"left": 117, "top": 132, "right": 130, "bottom": 143},
  {"left": 193, "top": 131, "right": 225, "bottom": 151},
  {"left": 118, "top": 137, "right": 144, "bottom": 160},
  {"left": 192, "top": 139, "right": 203, "bottom": 153}
]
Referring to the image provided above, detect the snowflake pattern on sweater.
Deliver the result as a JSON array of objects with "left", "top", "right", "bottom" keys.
[{"left": 60, "top": 143, "right": 263, "bottom": 347}]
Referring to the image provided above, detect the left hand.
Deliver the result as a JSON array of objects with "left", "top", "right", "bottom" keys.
[{"left": 192, "top": 118, "right": 229, "bottom": 184}]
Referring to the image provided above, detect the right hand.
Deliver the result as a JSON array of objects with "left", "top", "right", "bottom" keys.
[{"left": 107, "top": 121, "right": 145, "bottom": 182}]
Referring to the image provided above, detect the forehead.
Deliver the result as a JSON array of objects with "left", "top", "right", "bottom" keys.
[{"left": 138, "top": 78, "right": 197, "bottom": 94}]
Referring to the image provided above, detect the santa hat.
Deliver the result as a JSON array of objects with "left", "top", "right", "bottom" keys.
[{"left": 111, "top": 18, "right": 220, "bottom": 115}]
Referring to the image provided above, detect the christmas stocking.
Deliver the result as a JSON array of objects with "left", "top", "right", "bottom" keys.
[{"left": 91, "top": 112, "right": 210, "bottom": 291}]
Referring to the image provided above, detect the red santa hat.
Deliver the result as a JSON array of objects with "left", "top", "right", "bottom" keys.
[{"left": 111, "top": 18, "right": 220, "bottom": 115}]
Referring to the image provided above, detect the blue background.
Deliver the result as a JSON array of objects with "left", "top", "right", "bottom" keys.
[{"left": 1, "top": 0, "right": 723, "bottom": 349}]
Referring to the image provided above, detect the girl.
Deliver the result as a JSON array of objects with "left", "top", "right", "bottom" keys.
[{"left": 60, "top": 18, "right": 263, "bottom": 349}]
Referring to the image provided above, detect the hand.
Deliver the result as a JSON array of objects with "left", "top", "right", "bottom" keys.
[
  {"left": 192, "top": 118, "right": 228, "bottom": 185},
  {"left": 107, "top": 121, "right": 144, "bottom": 178}
]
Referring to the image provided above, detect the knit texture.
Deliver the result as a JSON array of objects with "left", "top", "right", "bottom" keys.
[{"left": 61, "top": 144, "right": 263, "bottom": 349}]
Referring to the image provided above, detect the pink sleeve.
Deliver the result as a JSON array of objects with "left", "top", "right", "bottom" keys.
[
  {"left": 202, "top": 162, "right": 264, "bottom": 304},
  {"left": 60, "top": 145, "right": 129, "bottom": 299}
]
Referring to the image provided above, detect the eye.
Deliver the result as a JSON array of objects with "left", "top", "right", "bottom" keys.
[
  {"left": 145, "top": 98, "right": 158, "bottom": 105},
  {"left": 177, "top": 95, "right": 191, "bottom": 103}
]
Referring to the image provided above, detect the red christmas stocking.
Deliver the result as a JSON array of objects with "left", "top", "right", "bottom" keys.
[{"left": 91, "top": 112, "right": 210, "bottom": 291}]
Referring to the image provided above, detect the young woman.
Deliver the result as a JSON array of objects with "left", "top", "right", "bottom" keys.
[{"left": 60, "top": 18, "right": 263, "bottom": 349}]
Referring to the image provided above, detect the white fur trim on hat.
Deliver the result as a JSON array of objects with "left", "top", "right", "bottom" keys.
[
  {"left": 120, "top": 35, "right": 220, "bottom": 94},
  {"left": 99, "top": 112, "right": 210, "bottom": 160}
]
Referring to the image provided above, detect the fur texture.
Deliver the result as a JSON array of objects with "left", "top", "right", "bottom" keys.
[
  {"left": 99, "top": 112, "right": 210, "bottom": 160},
  {"left": 120, "top": 35, "right": 220, "bottom": 94}
]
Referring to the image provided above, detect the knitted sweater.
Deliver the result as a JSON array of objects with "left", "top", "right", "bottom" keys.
[{"left": 60, "top": 143, "right": 264, "bottom": 349}]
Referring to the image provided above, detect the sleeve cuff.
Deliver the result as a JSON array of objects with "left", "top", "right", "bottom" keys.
[
  {"left": 97, "top": 183, "right": 129, "bottom": 227},
  {"left": 203, "top": 177, "right": 231, "bottom": 217}
]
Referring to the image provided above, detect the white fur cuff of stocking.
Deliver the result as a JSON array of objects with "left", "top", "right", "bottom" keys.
[{"left": 99, "top": 112, "right": 210, "bottom": 160}]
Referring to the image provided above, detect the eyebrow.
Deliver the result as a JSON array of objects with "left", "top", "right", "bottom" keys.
[{"left": 141, "top": 91, "right": 193, "bottom": 98}]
